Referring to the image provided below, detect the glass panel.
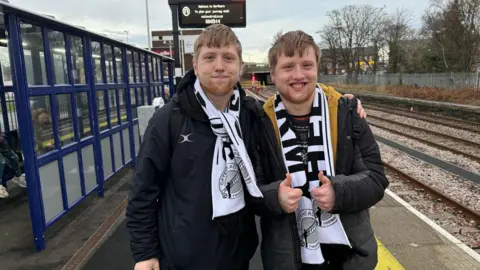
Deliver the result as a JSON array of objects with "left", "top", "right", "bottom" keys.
[
  {"left": 96, "top": 91, "right": 107, "bottom": 132},
  {"left": 104, "top": 44, "right": 114, "bottom": 83},
  {"left": 0, "top": 45, "right": 12, "bottom": 86},
  {"left": 119, "top": 89, "right": 127, "bottom": 122},
  {"left": 113, "top": 132, "right": 122, "bottom": 171},
  {"left": 122, "top": 129, "right": 131, "bottom": 163},
  {"left": 164, "top": 85, "right": 170, "bottom": 100},
  {"left": 71, "top": 36, "right": 86, "bottom": 84},
  {"left": 3, "top": 92, "right": 19, "bottom": 132},
  {"left": 82, "top": 145, "right": 97, "bottom": 192},
  {"left": 39, "top": 160, "right": 63, "bottom": 223},
  {"left": 21, "top": 22, "right": 47, "bottom": 85},
  {"left": 130, "top": 88, "right": 137, "bottom": 119},
  {"left": 31, "top": 96, "right": 54, "bottom": 155},
  {"left": 141, "top": 55, "right": 147, "bottom": 82},
  {"left": 149, "top": 56, "right": 154, "bottom": 82},
  {"left": 115, "top": 47, "right": 123, "bottom": 83},
  {"left": 63, "top": 151, "right": 82, "bottom": 206},
  {"left": 101, "top": 137, "right": 113, "bottom": 178},
  {"left": 91, "top": 41, "right": 102, "bottom": 83},
  {"left": 134, "top": 53, "right": 141, "bottom": 82},
  {"left": 56, "top": 94, "right": 74, "bottom": 146},
  {"left": 154, "top": 57, "right": 158, "bottom": 81},
  {"left": 163, "top": 62, "right": 169, "bottom": 78},
  {"left": 76, "top": 92, "right": 91, "bottom": 138},
  {"left": 143, "top": 88, "right": 149, "bottom": 105},
  {"left": 134, "top": 124, "right": 140, "bottom": 155},
  {"left": 49, "top": 31, "right": 67, "bottom": 84},
  {"left": 127, "top": 50, "right": 133, "bottom": 83},
  {"left": 108, "top": 89, "right": 118, "bottom": 127}
]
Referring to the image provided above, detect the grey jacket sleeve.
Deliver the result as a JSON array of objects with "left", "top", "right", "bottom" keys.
[
  {"left": 125, "top": 105, "right": 172, "bottom": 263},
  {"left": 330, "top": 118, "right": 389, "bottom": 213}
]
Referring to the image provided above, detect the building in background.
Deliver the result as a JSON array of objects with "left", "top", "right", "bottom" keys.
[{"left": 151, "top": 29, "right": 202, "bottom": 73}]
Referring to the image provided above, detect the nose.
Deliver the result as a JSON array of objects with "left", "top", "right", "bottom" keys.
[
  {"left": 213, "top": 57, "right": 225, "bottom": 72},
  {"left": 292, "top": 65, "right": 305, "bottom": 80}
]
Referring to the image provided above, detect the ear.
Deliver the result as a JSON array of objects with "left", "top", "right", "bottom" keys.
[
  {"left": 193, "top": 58, "right": 198, "bottom": 76},
  {"left": 270, "top": 69, "right": 276, "bottom": 83}
]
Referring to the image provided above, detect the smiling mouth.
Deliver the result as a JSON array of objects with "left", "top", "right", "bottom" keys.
[{"left": 290, "top": 83, "right": 307, "bottom": 90}]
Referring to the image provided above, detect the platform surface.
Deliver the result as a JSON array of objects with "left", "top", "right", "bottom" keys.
[
  {"left": 82, "top": 190, "right": 480, "bottom": 270},
  {"left": 372, "top": 191, "right": 480, "bottom": 270}
]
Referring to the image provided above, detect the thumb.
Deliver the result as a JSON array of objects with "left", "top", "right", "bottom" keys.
[
  {"left": 282, "top": 173, "right": 293, "bottom": 187},
  {"left": 153, "top": 259, "right": 160, "bottom": 270},
  {"left": 319, "top": 171, "right": 331, "bottom": 185}
]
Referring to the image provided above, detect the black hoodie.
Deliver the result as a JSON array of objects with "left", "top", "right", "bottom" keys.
[{"left": 126, "top": 70, "right": 260, "bottom": 270}]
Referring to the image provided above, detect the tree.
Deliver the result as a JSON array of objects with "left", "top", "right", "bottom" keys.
[
  {"left": 319, "top": 4, "right": 387, "bottom": 83},
  {"left": 422, "top": 0, "right": 480, "bottom": 72},
  {"left": 318, "top": 25, "right": 340, "bottom": 75},
  {"left": 385, "top": 8, "right": 415, "bottom": 73}
]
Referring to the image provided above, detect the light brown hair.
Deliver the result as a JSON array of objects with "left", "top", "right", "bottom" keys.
[
  {"left": 268, "top": 30, "right": 321, "bottom": 71},
  {"left": 194, "top": 24, "right": 243, "bottom": 61}
]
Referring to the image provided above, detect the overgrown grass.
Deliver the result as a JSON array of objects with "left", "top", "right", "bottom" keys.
[{"left": 327, "top": 83, "right": 480, "bottom": 106}]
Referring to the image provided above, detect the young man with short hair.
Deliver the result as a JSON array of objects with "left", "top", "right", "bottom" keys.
[
  {"left": 126, "top": 24, "right": 263, "bottom": 270},
  {"left": 254, "top": 31, "right": 388, "bottom": 270}
]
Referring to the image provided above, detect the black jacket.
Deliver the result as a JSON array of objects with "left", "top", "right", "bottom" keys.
[
  {"left": 252, "top": 96, "right": 389, "bottom": 270},
  {"left": 126, "top": 70, "right": 261, "bottom": 270}
]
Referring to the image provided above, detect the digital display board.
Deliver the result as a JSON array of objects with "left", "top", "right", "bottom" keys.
[
  {"left": 169, "top": 0, "right": 244, "bottom": 4},
  {"left": 178, "top": 3, "right": 246, "bottom": 28}
]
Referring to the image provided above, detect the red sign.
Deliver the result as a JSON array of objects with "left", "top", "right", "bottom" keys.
[{"left": 153, "top": 49, "right": 174, "bottom": 57}]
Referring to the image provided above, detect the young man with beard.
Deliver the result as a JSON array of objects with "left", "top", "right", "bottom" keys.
[
  {"left": 254, "top": 31, "right": 388, "bottom": 270},
  {"left": 126, "top": 24, "right": 263, "bottom": 270},
  {"left": 126, "top": 24, "right": 367, "bottom": 270}
]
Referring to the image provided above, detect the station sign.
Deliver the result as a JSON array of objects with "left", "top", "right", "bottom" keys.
[{"left": 169, "top": 1, "right": 246, "bottom": 28}]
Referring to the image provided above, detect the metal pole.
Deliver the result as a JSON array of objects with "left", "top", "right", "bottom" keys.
[
  {"left": 170, "top": 4, "right": 182, "bottom": 84},
  {"left": 180, "top": 29, "right": 185, "bottom": 75},
  {"left": 145, "top": 0, "right": 151, "bottom": 50}
]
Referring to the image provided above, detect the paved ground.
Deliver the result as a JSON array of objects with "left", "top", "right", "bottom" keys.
[
  {"left": 0, "top": 167, "right": 133, "bottom": 270},
  {"left": 82, "top": 216, "right": 264, "bottom": 270},
  {"left": 83, "top": 191, "right": 480, "bottom": 270}
]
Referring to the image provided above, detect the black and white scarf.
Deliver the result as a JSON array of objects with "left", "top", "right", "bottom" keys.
[
  {"left": 274, "top": 86, "right": 351, "bottom": 264},
  {"left": 193, "top": 79, "right": 263, "bottom": 219}
]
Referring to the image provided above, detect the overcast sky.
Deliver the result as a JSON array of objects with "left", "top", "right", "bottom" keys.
[{"left": 9, "top": 0, "right": 430, "bottom": 62}]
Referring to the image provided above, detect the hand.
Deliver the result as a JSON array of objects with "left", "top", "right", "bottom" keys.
[
  {"left": 134, "top": 258, "right": 160, "bottom": 270},
  {"left": 311, "top": 171, "right": 335, "bottom": 212},
  {"left": 342, "top": 94, "right": 367, "bottom": 119},
  {"left": 278, "top": 173, "right": 303, "bottom": 213}
]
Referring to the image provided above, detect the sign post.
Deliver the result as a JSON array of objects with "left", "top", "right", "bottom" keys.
[{"left": 168, "top": 0, "right": 246, "bottom": 85}]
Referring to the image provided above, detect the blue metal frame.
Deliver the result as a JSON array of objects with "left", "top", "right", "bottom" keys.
[{"left": 1, "top": 2, "right": 175, "bottom": 251}]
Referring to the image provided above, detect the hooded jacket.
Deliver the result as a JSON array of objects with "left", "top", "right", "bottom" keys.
[
  {"left": 252, "top": 84, "right": 389, "bottom": 270},
  {"left": 126, "top": 70, "right": 262, "bottom": 270}
]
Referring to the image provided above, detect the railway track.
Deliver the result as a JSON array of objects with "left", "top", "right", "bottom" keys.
[
  {"left": 368, "top": 119, "right": 480, "bottom": 164},
  {"left": 365, "top": 103, "right": 480, "bottom": 133},
  {"left": 385, "top": 163, "right": 480, "bottom": 248},
  {"left": 385, "top": 162, "right": 480, "bottom": 225},
  {"left": 247, "top": 89, "right": 480, "bottom": 248},
  {"left": 367, "top": 114, "right": 480, "bottom": 149}
]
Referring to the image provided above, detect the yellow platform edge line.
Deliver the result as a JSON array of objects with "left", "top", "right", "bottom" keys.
[{"left": 376, "top": 237, "right": 405, "bottom": 270}]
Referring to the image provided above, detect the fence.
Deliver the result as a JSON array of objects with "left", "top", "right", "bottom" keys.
[{"left": 320, "top": 72, "right": 480, "bottom": 90}]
